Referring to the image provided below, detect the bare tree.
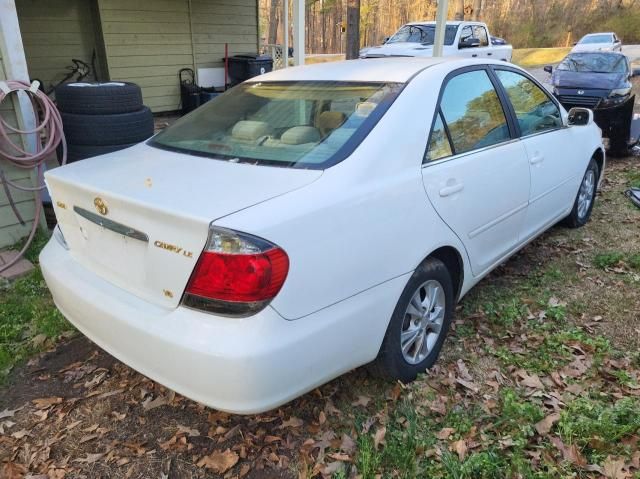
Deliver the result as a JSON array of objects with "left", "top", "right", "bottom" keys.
[
  {"left": 454, "top": 0, "right": 465, "bottom": 20},
  {"left": 345, "top": 0, "right": 360, "bottom": 59},
  {"left": 268, "top": 0, "right": 280, "bottom": 43},
  {"left": 472, "top": 0, "right": 482, "bottom": 20}
]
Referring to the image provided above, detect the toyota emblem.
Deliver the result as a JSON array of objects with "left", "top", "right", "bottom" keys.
[{"left": 577, "top": 90, "right": 585, "bottom": 95}]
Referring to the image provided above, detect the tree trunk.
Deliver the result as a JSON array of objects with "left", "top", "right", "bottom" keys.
[
  {"left": 472, "top": 0, "right": 482, "bottom": 19},
  {"left": 346, "top": 0, "right": 360, "bottom": 59},
  {"left": 454, "top": 0, "right": 465, "bottom": 20},
  {"left": 268, "top": 0, "right": 280, "bottom": 44}
]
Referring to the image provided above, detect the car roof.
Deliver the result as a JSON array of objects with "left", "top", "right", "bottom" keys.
[
  {"left": 582, "top": 32, "right": 615, "bottom": 37},
  {"left": 404, "top": 20, "right": 481, "bottom": 26},
  {"left": 568, "top": 50, "right": 625, "bottom": 57},
  {"left": 255, "top": 57, "right": 459, "bottom": 83}
]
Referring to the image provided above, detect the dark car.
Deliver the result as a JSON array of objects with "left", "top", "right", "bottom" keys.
[{"left": 545, "top": 52, "right": 638, "bottom": 155}]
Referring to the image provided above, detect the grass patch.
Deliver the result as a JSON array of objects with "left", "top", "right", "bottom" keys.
[
  {"left": 593, "top": 251, "right": 624, "bottom": 269},
  {"left": 0, "top": 231, "right": 71, "bottom": 380},
  {"left": 512, "top": 47, "right": 571, "bottom": 67}
]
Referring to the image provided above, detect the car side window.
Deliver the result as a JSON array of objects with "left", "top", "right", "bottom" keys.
[
  {"left": 425, "top": 112, "right": 453, "bottom": 162},
  {"left": 437, "top": 70, "right": 511, "bottom": 155},
  {"left": 459, "top": 26, "right": 473, "bottom": 44},
  {"left": 495, "top": 70, "right": 563, "bottom": 136},
  {"left": 474, "top": 26, "right": 489, "bottom": 46}
]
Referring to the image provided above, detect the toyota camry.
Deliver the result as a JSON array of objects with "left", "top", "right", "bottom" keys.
[{"left": 41, "top": 57, "right": 604, "bottom": 414}]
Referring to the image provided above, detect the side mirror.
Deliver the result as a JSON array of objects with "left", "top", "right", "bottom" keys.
[
  {"left": 632, "top": 68, "right": 640, "bottom": 77},
  {"left": 572, "top": 42, "right": 578, "bottom": 46},
  {"left": 383, "top": 36, "right": 390, "bottom": 43},
  {"left": 567, "top": 107, "right": 593, "bottom": 126},
  {"left": 544, "top": 65, "right": 553, "bottom": 74},
  {"left": 459, "top": 37, "right": 481, "bottom": 48}
]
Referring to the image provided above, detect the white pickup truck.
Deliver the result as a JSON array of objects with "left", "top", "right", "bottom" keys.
[{"left": 359, "top": 21, "right": 513, "bottom": 62}]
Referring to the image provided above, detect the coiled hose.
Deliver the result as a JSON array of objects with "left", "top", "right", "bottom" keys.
[{"left": 0, "top": 80, "right": 66, "bottom": 273}]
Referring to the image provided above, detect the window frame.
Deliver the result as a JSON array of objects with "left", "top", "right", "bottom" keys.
[
  {"left": 423, "top": 65, "right": 519, "bottom": 165},
  {"left": 489, "top": 65, "right": 566, "bottom": 139},
  {"left": 473, "top": 25, "right": 489, "bottom": 47}
]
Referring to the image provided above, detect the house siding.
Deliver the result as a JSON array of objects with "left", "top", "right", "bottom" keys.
[
  {"left": 0, "top": 52, "right": 37, "bottom": 249},
  {"left": 98, "top": 0, "right": 259, "bottom": 112},
  {"left": 16, "top": 0, "right": 100, "bottom": 91}
]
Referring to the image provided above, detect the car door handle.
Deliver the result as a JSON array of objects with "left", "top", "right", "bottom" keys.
[
  {"left": 529, "top": 154, "right": 544, "bottom": 165},
  {"left": 439, "top": 182, "right": 464, "bottom": 197},
  {"left": 487, "top": 52, "right": 493, "bottom": 56},
  {"left": 472, "top": 54, "right": 478, "bottom": 57}
]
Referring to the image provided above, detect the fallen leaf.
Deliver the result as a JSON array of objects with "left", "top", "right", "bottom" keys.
[
  {"left": 280, "top": 417, "right": 303, "bottom": 428},
  {"left": 517, "top": 371, "right": 545, "bottom": 390},
  {"left": 32, "top": 397, "right": 63, "bottom": 409},
  {"left": 142, "top": 395, "right": 169, "bottom": 411},
  {"left": 10, "top": 429, "right": 30, "bottom": 439},
  {"left": 603, "top": 456, "right": 630, "bottom": 479},
  {"left": 0, "top": 407, "right": 21, "bottom": 420},
  {"left": 373, "top": 426, "right": 386, "bottom": 450},
  {"left": 436, "top": 427, "right": 455, "bottom": 440},
  {"left": 551, "top": 436, "right": 587, "bottom": 467},
  {"left": 79, "top": 434, "right": 98, "bottom": 444},
  {"left": 0, "top": 462, "right": 27, "bottom": 479},
  {"left": 340, "top": 434, "right": 356, "bottom": 454},
  {"left": 452, "top": 439, "right": 468, "bottom": 460},
  {"left": 535, "top": 413, "right": 561, "bottom": 436},
  {"left": 196, "top": 448, "right": 239, "bottom": 473},
  {"left": 352, "top": 395, "right": 371, "bottom": 407},
  {"left": 176, "top": 424, "right": 200, "bottom": 437},
  {"left": 73, "top": 452, "right": 105, "bottom": 464}
]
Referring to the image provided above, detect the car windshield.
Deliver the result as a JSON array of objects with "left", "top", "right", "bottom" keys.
[
  {"left": 557, "top": 53, "right": 627, "bottom": 73},
  {"left": 386, "top": 24, "right": 458, "bottom": 46},
  {"left": 579, "top": 34, "right": 613, "bottom": 44},
  {"left": 150, "top": 81, "right": 402, "bottom": 169}
]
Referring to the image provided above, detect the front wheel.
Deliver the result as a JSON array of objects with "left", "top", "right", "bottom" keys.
[
  {"left": 372, "top": 258, "right": 454, "bottom": 383},
  {"left": 564, "top": 157, "right": 599, "bottom": 228}
]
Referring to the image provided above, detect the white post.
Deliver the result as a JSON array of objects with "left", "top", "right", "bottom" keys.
[
  {"left": 433, "top": 0, "right": 449, "bottom": 57},
  {"left": 0, "top": 0, "right": 45, "bottom": 228},
  {"left": 283, "top": 0, "right": 289, "bottom": 68},
  {"left": 292, "top": 0, "right": 305, "bottom": 66}
]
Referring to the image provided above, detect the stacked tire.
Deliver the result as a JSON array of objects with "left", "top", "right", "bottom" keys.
[{"left": 55, "top": 82, "right": 154, "bottom": 163}]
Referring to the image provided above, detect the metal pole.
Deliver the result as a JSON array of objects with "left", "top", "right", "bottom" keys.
[
  {"left": 283, "top": 0, "right": 289, "bottom": 68},
  {"left": 433, "top": 0, "right": 449, "bottom": 57},
  {"left": 292, "top": 0, "right": 305, "bottom": 65}
]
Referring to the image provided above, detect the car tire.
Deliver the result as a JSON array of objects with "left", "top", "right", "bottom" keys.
[
  {"left": 372, "top": 258, "right": 454, "bottom": 383},
  {"left": 64, "top": 142, "right": 138, "bottom": 163},
  {"left": 55, "top": 82, "right": 143, "bottom": 115},
  {"left": 61, "top": 107, "right": 154, "bottom": 146},
  {"left": 564, "top": 157, "right": 599, "bottom": 228}
]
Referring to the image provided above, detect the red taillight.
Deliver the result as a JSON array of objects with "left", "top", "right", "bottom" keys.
[
  {"left": 183, "top": 227, "right": 289, "bottom": 316},
  {"left": 186, "top": 248, "right": 289, "bottom": 302}
]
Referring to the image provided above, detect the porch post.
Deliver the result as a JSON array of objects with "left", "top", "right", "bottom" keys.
[
  {"left": 433, "top": 0, "right": 449, "bottom": 57},
  {"left": 292, "top": 0, "right": 305, "bottom": 66}
]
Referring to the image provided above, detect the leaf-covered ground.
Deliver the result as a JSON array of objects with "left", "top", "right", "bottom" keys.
[{"left": 1, "top": 155, "right": 639, "bottom": 478}]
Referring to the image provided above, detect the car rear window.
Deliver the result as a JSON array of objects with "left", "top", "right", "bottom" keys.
[{"left": 149, "top": 81, "right": 402, "bottom": 169}]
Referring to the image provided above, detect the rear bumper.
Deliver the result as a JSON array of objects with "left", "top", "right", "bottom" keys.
[{"left": 40, "top": 237, "right": 406, "bottom": 414}]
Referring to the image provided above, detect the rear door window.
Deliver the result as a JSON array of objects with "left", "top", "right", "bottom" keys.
[{"left": 434, "top": 69, "right": 511, "bottom": 155}]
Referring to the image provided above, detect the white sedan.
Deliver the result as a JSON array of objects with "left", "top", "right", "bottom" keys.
[
  {"left": 41, "top": 57, "right": 604, "bottom": 414},
  {"left": 572, "top": 32, "right": 622, "bottom": 53}
]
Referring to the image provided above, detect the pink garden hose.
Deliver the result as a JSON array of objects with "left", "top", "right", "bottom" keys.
[{"left": 0, "top": 80, "right": 66, "bottom": 273}]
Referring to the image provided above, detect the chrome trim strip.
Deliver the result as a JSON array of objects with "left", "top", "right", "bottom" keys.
[{"left": 73, "top": 206, "right": 149, "bottom": 243}]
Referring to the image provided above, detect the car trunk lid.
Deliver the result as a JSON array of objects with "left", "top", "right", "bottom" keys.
[{"left": 46, "top": 143, "right": 322, "bottom": 308}]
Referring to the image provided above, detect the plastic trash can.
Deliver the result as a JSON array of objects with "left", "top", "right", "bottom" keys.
[{"left": 227, "top": 54, "right": 273, "bottom": 85}]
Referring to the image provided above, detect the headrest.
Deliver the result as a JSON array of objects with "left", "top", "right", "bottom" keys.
[
  {"left": 231, "top": 121, "right": 272, "bottom": 141},
  {"left": 318, "top": 111, "right": 346, "bottom": 133},
  {"left": 280, "top": 126, "right": 321, "bottom": 145}
]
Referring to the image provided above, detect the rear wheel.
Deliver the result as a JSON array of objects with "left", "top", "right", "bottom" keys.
[
  {"left": 564, "top": 157, "right": 599, "bottom": 228},
  {"left": 372, "top": 258, "right": 454, "bottom": 383}
]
